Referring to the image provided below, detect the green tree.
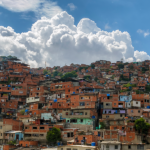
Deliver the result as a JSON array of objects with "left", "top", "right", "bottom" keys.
[
  {"left": 58, "top": 72, "right": 63, "bottom": 77},
  {"left": 46, "top": 127, "right": 61, "bottom": 145},
  {"left": 134, "top": 118, "right": 150, "bottom": 140},
  {"left": 84, "top": 75, "right": 91, "bottom": 80},
  {"left": 129, "top": 65, "right": 134, "bottom": 70},
  {"left": 20, "top": 109, "right": 25, "bottom": 115},
  {"left": 91, "top": 64, "right": 95, "bottom": 69},
  {"left": 61, "top": 71, "right": 77, "bottom": 79},
  {"left": 43, "top": 70, "right": 48, "bottom": 75},
  {"left": 94, "top": 77, "right": 98, "bottom": 82},
  {"left": 53, "top": 71, "right": 59, "bottom": 77},
  {"left": 100, "top": 122, "right": 106, "bottom": 129},
  {"left": 8, "top": 140, "right": 16, "bottom": 145},
  {"left": 118, "top": 64, "right": 124, "bottom": 69}
]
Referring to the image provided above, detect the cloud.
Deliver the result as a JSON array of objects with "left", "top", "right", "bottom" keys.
[
  {"left": 105, "top": 23, "right": 111, "bottom": 30},
  {"left": 134, "top": 50, "right": 150, "bottom": 61},
  {"left": 0, "top": 11, "right": 149, "bottom": 68},
  {"left": 68, "top": 3, "right": 76, "bottom": 11},
  {"left": 0, "top": 0, "right": 62, "bottom": 18},
  {"left": 137, "top": 29, "right": 150, "bottom": 37}
]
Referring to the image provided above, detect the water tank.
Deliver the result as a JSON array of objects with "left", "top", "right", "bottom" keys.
[
  {"left": 73, "top": 92, "right": 75, "bottom": 94},
  {"left": 91, "top": 142, "right": 96, "bottom": 146},
  {"left": 92, "top": 116, "right": 95, "bottom": 119},
  {"left": 8, "top": 85, "right": 11, "bottom": 87},
  {"left": 54, "top": 99, "right": 57, "bottom": 102},
  {"left": 57, "top": 142, "right": 60, "bottom": 146},
  {"left": 147, "top": 106, "right": 150, "bottom": 109},
  {"left": 107, "top": 94, "right": 110, "bottom": 96}
]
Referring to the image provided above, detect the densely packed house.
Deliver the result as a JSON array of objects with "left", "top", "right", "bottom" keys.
[{"left": 1, "top": 56, "right": 150, "bottom": 150}]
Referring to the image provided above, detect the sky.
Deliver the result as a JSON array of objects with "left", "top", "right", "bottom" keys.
[{"left": 0, "top": 0, "right": 150, "bottom": 67}]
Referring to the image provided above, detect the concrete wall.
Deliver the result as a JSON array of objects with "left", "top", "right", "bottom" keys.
[
  {"left": 125, "top": 102, "right": 131, "bottom": 108},
  {"left": 114, "top": 114, "right": 126, "bottom": 119},
  {"left": 103, "top": 102, "right": 112, "bottom": 109},
  {"left": 127, "top": 109, "right": 143, "bottom": 117},
  {"left": 62, "top": 110, "right": 92, "bottom": 119},
  {"left": 66, "top": 118, "right": 94, "bottom": 125},
  {"left": 122, "top": 144, "right": 146, "bottom": 150},
  {"left": 26, "top": 97, "right": 40, "bottom": 103},
  {"left": 101, "top": 144, "right": 121, "bottom": 150},
  {"left": 58, "top": 145, "right": 96, "bottom": 150},
  {"left": 66, "top": 123, "right": 93, "bottom": 131},
  {"left": 131, "top": 101, "right": 141, "bottom": 107}
]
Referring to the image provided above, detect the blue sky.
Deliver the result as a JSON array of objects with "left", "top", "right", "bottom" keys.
[{"left": 0, "top": 0, "right": 150, "bottom": 67}]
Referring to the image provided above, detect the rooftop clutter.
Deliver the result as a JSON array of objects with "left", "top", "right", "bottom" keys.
[{"left": 0, "top": 56, "right": 150, "bottom": 150}]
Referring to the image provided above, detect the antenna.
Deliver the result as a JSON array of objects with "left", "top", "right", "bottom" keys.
[{"left": 121, "top": 58, "right": 123, "bottom": 63}]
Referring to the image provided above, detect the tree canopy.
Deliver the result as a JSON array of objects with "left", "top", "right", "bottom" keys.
[
  {"left": 91, "top": 64, "right": 95, "bottom": 69},
  {"left": 134, "top": 118, "right": 150, "bottom": 135},
  {"left": 43, "top": 70, "right": 48, "bottom": 75},
  {"left": 46, "top": 127, "right": 61, "bottom": 144},
  {"left": 61, "top": 71, "right": 77, "bottom": 79},
  {"left": 118, "top": 64, "right": 124, "bottom": 69},
  {"left": 84, "top": 75, "right": 91, "bottom": 81}
]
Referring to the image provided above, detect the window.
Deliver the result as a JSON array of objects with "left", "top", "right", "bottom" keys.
[
  {"left": 67, "top": 149, "right": 71, "bottom": 150},
  {"left": 71, "top": 132, "right": 74, "bottom": 137},
  {"left": 61, "top": 148, "right": 63, "bottom": 150},
  {"left": 85, "top": 112, "right": 87, "bottom": 115},
  {"left": 115, "top": 145, "right": 118, "bottom": 149},
  {"left": 138, "top": 110, "right": 140, "bottom": 113},
  {"left": 122, "top": 127, "right": 125, "bottom": 130},
  {"left": 40, "top": 127, "right": 45, "bottom": 129},
  {"left": 128, "top": 145, "right": 131, "bottom": 149},
  {"left": 106, "top": 103, "right": 110, "bottom": 106},
  {"left": 1, "top": 133, "right": 2, "bottom": 136},
  {"left": 80, "top": 102, "right": 85, "bottom": 106},
  {"left": 120, "top": 114, "right": 122, "bottom": 117},
  {"left": 33, "top": 127, "right": 37, "bottom": 129},
  {"left": 80, "top": 119, "right": 83, "bottom": 123},
  {"left": 114, "top": 103, "right": 116, "bottom": 105},
  {"left": 137, "top": 145, "right": 144, "bottom": 150},
  {"left": 0, "top": 126, "right": 2, "bottom": 129},
  {"left": 70, "top": 119, "right": 77, "bottom": 123},
  {"left": 131, "top": 110, "right": 133, "bottom": 113},
  {"left": 67, "top": 133, "right": 70, "bottom": 137},
  {"left": 50, "top": 103, "right": 52, "bottom": 106},
  {"left": 136, "top": 102, "right": 138, "bottom": 104},
  {"left": 68, "top": 90, "right": 70, "bottom": 92},
  {"left": 106, "top": 145, "right": 109, "bottom": 148},
  {"left": 25, "top": 127, "right": 29, "bottom": 129}
]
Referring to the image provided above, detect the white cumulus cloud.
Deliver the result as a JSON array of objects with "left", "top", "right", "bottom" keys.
[
  {"left": 0, "top": 11, "right": 149, "bottom": 68},
  {"left": 137, "top": 29, "right": 150, "bottom": 37},
  {"left": 0, "top": 0, "right": 62, "bottom": 18},
  {"left": 134, "top": 50, "right": 150, "bottom": 61},
  {"left": 68, "top": 3, "right": 76, "bottom": 11}
]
